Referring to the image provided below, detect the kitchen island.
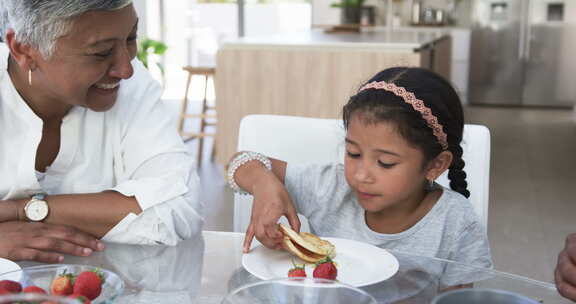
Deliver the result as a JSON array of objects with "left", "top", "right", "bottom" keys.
[{"left": 214, "top": 29, "right": 451, "bottom": 164}]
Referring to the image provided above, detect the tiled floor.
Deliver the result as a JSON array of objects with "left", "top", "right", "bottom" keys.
[
  {"left": 465, "top": 106, "right": 576, "bottom": 283},
  {"left": 176, "top": 99, "right": 576, "bottom": 284}
]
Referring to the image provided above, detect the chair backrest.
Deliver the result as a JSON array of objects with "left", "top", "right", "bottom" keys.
[{"left": 233, "top": 114, "right": 490, "bottom": 233}]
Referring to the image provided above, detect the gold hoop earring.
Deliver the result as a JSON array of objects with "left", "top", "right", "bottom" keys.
[{"left": 28, "top": 69, "right": 32, "bottom": 86}]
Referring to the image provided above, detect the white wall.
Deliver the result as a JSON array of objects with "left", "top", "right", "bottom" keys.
[
  {"left": 133, "top": 0, "right": 147, "bottom": 38},
  {"left": 154, "top": 2, "right": 311, "bottom": 99},
  {"left": 246, "top": 4, "right": 311, "bottom": 35},
  {"left": 311, "top": 0, "right": 340, "bottom": 26},
  {"left": 161, "top": 0, "right": 190, "bottom": 96}
]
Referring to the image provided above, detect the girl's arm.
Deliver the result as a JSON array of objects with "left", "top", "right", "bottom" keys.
[
  {"left": 229, "top": 151, "right": 288, "bottom": 194},
  {"left": 227, "top": 152, "right": 300, "bottom": 252}
]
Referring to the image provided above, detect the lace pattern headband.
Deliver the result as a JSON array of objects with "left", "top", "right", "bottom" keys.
[{"left": 359, "top": 81, "right": 449, "bottom": 150}]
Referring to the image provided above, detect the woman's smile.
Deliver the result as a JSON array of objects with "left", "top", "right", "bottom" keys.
[
  {"left": 92, "top": 81, "right": 120, "bottom": 95},
  {"left": 94, "top": 82, "right": 120, "bottom": 90}
]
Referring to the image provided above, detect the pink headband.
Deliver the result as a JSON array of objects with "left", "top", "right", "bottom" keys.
[{"left": 359, "top": 81, "right": 449, "bottom": 150}]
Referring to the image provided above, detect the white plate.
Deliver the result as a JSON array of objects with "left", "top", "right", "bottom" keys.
[
  {"left": 242, "top": 237, "right": 399, "bottom": 287},
  {"left": 0, "top": 258, "right": 22, "bottom": 281}
]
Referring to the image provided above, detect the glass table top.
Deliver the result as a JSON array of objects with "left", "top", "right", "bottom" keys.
[{"left": 11, "top": 231, "right": 569, "bottom": 304}]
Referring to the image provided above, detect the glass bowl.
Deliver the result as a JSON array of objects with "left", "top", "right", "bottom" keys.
[
  {"left": 0, "top": 264, "right": 124, "bottom": 304},
  {"left": 0, "top": 293, "right": 79, "bottom": 303},
  {"left": 431, "top": 288, "right": 541, "bottom": 304},
  {"left": 222, "top": 277, "right": 378, "bottom": 304}
]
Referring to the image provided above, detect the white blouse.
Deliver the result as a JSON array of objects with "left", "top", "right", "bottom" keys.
[{"left": 0, "top": 44, "right": 203, "bottom": 245}]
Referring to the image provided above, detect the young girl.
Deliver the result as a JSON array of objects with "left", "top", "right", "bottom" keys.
[{"left": 227, "top": 67, "right": 493, "bottom": 290}]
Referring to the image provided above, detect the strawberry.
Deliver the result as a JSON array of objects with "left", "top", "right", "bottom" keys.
[
  {"left": 73, "top": 270, "right": 104, "bottom": 300},
  {"left": 23, "top": 285, "right": 47, "bottom": 294},
  {"left": 68, "top": 294, "right": 92, "bottom": 304},
  {"left": 287, "top": 260, "right": 307, "bottom": 278},
  {"left": 313, "top": 257, "right": 337, "bottom": 281},
  {"left": 0, "top": 280, "right": 22, "bottom": 293},
  {"left": 50, "top": 272, "right": 75, "bottom": 296}
]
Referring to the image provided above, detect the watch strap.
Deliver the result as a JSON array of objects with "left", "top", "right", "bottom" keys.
[{"left": 32, "top": 193, "right": 46, "bottom": 201}]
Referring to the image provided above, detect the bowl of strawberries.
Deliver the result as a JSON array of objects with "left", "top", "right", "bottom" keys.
[{"left": 0, "top": 264, "right": 124, "bottom": 304}]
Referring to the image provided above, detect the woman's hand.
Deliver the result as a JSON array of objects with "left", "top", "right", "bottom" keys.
[
  {"left": 0, "top": 221, "right": 105, "bottom": 263},
  {"left": 0, "top": 200, "right": 20, "bottom": 222},
  {"left": 555, "top": 233, "right": 576, "bottom": 301},
  {"left": 243, "top": 171, "right": 300, "bottom": 253}
]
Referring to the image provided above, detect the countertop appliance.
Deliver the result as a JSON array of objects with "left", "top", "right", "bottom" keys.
[{"left": 469, "top": 0, "right": 576, "bottom": 107}]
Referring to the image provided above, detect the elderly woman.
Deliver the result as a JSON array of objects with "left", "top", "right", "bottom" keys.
[{"left": 0, "top": 1, "right": 203, "bottom": 263}]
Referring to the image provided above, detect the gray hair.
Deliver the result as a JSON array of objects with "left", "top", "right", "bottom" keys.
[{"left": 0, "top": 0, "right": 133, "bottom": 58}]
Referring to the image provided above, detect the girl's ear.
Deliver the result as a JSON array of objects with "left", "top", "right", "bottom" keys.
[{"left": 425, "top": 150, "right": 453, "bottom": 181}]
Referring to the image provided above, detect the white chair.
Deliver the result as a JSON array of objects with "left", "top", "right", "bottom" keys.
[{"left": 233, "top": 114, "right": 491, "bottom": 233}]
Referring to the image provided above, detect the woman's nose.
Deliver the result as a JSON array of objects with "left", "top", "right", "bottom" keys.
[{"left": 109, "top": 48, "right": 134, "bottom": 80}]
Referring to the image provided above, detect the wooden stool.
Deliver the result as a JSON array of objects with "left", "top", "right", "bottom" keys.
[{"left": 179, "top": 66, "right": 217, "bottom": 166}]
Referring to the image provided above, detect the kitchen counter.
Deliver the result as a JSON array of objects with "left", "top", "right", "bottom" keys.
[
  {"left": 214, "top": 29, "right": 452, "bottom": 164},
  {"left": 223, "top": 29, "right": 446, "bottom": 51}
]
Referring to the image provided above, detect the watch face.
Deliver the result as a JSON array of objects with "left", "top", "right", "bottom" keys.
[{"left": 27, "top": 200, "right": 48, "bottom": 221}]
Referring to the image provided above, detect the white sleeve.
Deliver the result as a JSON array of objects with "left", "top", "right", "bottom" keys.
[
  {"left": 101, "top": 60, "right": 204, "bottom": 245},
  {"left": 103, "top": 154, "right": 204, "bottom": 246}
]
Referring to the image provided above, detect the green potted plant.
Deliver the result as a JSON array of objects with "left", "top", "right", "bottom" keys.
[
  {"left": 331, "top": 0, "right": 365, "bottom": 25},
  {"left": 136, "top": 38, "right": 168, "bottom": 72}
]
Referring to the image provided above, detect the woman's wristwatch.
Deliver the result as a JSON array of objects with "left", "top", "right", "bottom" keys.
[{"left": 23, "top": 193, "right": 49, "bottom": 222}]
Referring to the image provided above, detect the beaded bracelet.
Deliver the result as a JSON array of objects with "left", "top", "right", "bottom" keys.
[{"left": 226, "top": 151, "right": 272, "bottom": 195}]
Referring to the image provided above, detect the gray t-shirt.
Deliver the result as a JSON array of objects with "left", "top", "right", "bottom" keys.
[{"left": 284, "top": 163, "right": 493, "bottom": 288}]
